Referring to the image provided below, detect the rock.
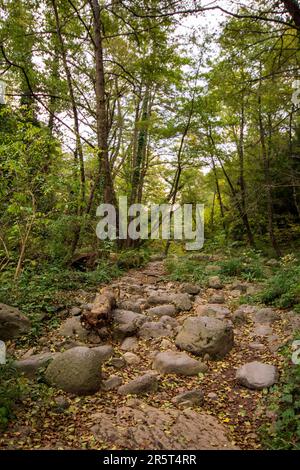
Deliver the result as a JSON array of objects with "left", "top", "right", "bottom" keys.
[
  {"left": 108, "top": 357, "right": 126, "bottom": 369},
  {"left": 175, "top": 316, "right": 234, "bottom": 359},
  {"left": 123, "top": 352, "right": 140, "bottom": 365},
  {"left": 112, "top": 310, "right": 147, "bottom": 339},
  {"left": 267, "top": 335, "right": 283, "bottom": 352},
  {"left": 207, "top": 392, "right": 218, "bottom": 400},
  {"left": 118, "top": 373, "right": 158, "bottom": 395},
  {"left": 138, "top": 321, "right": 174, "bottom": 339},
  {"left": 180, "top": 283, "right": 200, "bottom": 295},
  {"left": 205, "top": 265, "right": 221, "bottom": 273},
  {"left": 195, "top": 304, "right": 230, "bottom": 320},
  {"left": 249, "top": 342, "right": 265, "bottom": 351},
  {"left": 90, "top": 345, "right": 113, "bottom": 363},
  {"left": 230, "top": 290, "right": 241, "bottom": 298},
  {"left": 120, "top": 337, "right": 139, "bottom": 351},
  {"left": 91, "top": 402, "right": 238, "bottom": 450},
  {"left": 127, "top": 285, "right": 145, "bottom": 295},
  {"left": 146, "top": 305, "right": 176, "bottom": 318},
  {"left": 15, "top": 352, "right": 58, "bottom": 379},
  {"left": 159, "top": 316, "right": 178, "bottom": 328},
  {"left": 230, "top": 282, "right": 248, "bottom": 293},
  {"left": 0, "top": 303, "right": 30, "bottom": 340},
  {"left": 208, "top": 276, "right": 223, "bottom": 289},
  {"left": 254, "top": 308, "right": 279, "bottom": 324},
  {"left": 160, "top": 339, "right": 176, "bottom": 350},
  {"left": 253, "top": 324, "right": 273, "bottom": 337},
  {"left": 236, "top": 361, "right": 278, "bottom": 390},
  {"left": 172, "top": 389, "right": 204, "bottom": 407},
  {"left": 102, "top": 375, "right": 122, "bottom": 391},
  {"left": 147, "top": 293, "right": 172, "bottom": 306},
  {"left": 210, "top": 293, "right": 225, "bottom": 304},
  {"left": 153, "top": 351, "right": 207, "bottom": 376},
  {"left": 117, "top": 300, "right": 144, "bottom": 313},
  {"left": 70, "top": 307, "right": 82, "bottom": 316},
  {"left": 232, "top": 305, "right": 257, "bottom": 325},
  {"left": 53, "top": 396, "right": 69, "bottom": 411},
  {"left": 172, "top": 293, "right": 193, "bottom": 312},
  {"left": 45, "top": 346, "right": 103, "bottom": 395},
  {"left": 58, "top": 317, "right": 88, "bottom": 341}
]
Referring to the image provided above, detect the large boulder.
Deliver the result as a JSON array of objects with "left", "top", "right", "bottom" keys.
[
  {"left": 118, "top": 373, "right": 158, "bottom": 396},
  {"left": 175, "top": 316, "right": 234, "bottom": 359},
  {"left": 14, "top": 352, "right": 58, "bottom": 379},
  {"left": 236, "top": 361, "right": 278, "bottom": 390},
  {"left": 0, "top": 303, "right": 30, "bottom": 340},
  {"left": 153, "top": 351, "right": 207, "bottom": 376},
  {"left": 45, "top": 346, "right": 104, "bottom": 395},
  {"left": 112, "top": 310, "right": 147, "bottom": 339},
  {"left": 91, "top": 401, "right": 238, "bottom": 450}
]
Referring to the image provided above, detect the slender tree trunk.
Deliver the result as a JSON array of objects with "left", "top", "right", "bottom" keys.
[{"left": 257, "top": 92, "right": 281, "bottom": 256}]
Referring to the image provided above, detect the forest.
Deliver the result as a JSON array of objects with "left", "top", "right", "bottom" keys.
[{"left": 0, "top": 0, "right": 300, "bottom": 454}]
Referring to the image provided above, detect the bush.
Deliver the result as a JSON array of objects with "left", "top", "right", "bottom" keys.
[
  {"left": 0, "top": 362, "right": 27, "bottom": 429},
  {"left": 256, "top": 259, "right": 300, "bottom": 309},
  {"left": 262, "top": 357, "right": 300, "bottom": 450}
]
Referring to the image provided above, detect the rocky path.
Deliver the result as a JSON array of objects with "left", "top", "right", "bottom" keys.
[{"left": 0, "top": 259, "right": 297, "bottom": 450}]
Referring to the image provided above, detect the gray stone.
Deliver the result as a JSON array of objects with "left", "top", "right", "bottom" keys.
[
  {"left": 138, "top": 321, "right": 174, "bottom": 339},
  {"left": 210, "top": 293, "right": 225, "bottom": 304},
  {"left": 232, "top": 305, "right": 257, "bottom": 325},
  {"left": 147, "top": 293, "right": 173, "bottom": 306},
  {"left": 45, "top": 346, "right": 103, "bottom": 395},
  {"left": 53, "top": 396, "right": 69, "bottom": 411},
  {"left": 58, "top": 317, "right": 88, "bottom": 341},
  {"left": 254, "top": 308, "right": 279, "bottom": 324},
  {"left": 160, "top": 339, "right": 176, "bottom": 350},
  {"left": 90, "top": 345, "right": 113, "bottom": 363},
  {"left": 118, "top": 373, "right": 158, "bottom": 395},
  {"left": 146, "top": 305, "right": 176, "bottom": 318},
  {"left": 117, "top": 299, "right": 144, "bottom": 313},
  {"left": 236, "top": 361, "right": 278, "bottom": 390},
  {"left": 175, "top": 316, "right": 234, "bottom": 359},
  {"left": 172, "top": 293, "right": 192, "bottom": 311},
  {"left": 153, "top": 351, "right": 207, "bottom": 376},
  {"left": 180, "top": 283, "right": 201, "bottom": 295},
  {"left": 195, "top": 304, "right": 230, "bottom": 320},
  {"left": 208, "top": 276, "right": 223, "bottom": 289},
  {"left": 230, "top": 283, "right": 248, "bottom": 293},
  {"left": 0, "top": 303, "right": 30, "bottom": 340},
  {"left": 70, "top": 307, "right": 82, "bottom": 316},
  {"left": 120, "top": 337, "right": 139, "bottom": 351},
  {"left": 15, "top": 352, "right": 58, "bottom": 379},
  {"left": 102, "top": 375, "right": 122, "bottom": 391},
  {"left": 123, "top": 352, "right": 140, "bottom": 365},
  {"left": 91, "top": 401, "right": 238, "bottom": 450},
  {"left": 112, "top": 310, "right": 147, "bottom": 339},
  {"left": 172, "top": 389, "right": 204, "bottom": 407},
  {"left": 108, "top": 357, "right": 126, "bottom": 369}
]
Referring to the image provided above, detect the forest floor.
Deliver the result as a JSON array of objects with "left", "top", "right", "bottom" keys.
[{"left": 0, "top": 258, "right": 294, "bottom": 450}]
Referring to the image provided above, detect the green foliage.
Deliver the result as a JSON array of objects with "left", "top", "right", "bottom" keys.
[
  {"left": 0, "top": 361, "right": 27, "bottom": 429},
  {"left": 253, "top": 258, "right": 300, "bottom": 309},
  {"left": 165, "top": 256, "right": 208, "bottom": 285},
  {"left": 116, "top": 248, "right": 150, "bottom": 269},
  {"left": 261, "top": 351, "right": 300, "bottom": 450},
  {"left": 220, "top": 254, "right": 265, "bottom": 281}
]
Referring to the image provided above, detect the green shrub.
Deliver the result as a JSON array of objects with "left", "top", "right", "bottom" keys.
[
  {"left": 0, "top": 362, "right": 27, "bottom": 429},
  {"left": 261, "top": 355, "right": 300, "bottom": 450}
]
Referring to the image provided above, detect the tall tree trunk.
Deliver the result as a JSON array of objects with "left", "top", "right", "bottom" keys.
[
  {"left": 89, "top": 0, "right": 117, "bottom": 208},
  {"left": 257, "top": 92, "right": 282, "bottom": 257}
]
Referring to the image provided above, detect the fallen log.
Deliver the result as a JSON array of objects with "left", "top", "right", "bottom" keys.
[{"left": 81, "top": 287, "right": 116, "bottom": 331}]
